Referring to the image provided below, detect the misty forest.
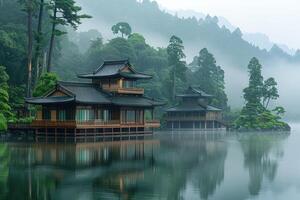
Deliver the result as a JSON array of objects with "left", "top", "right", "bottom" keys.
[{"left": 0, "top": 0, "right": 294, "bottom": 132}]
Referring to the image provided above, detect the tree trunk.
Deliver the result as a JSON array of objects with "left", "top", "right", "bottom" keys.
[
  {"left": 172, "top": 67, "right": 176, "bottom": 102},
  {"left": 266, "top": 98, "right": 271, "bottom": 109},
  {"left": 47, "top": 5, "right": 57, "bottom": 72},
  {"left": 34, "top": 0, "right": 44, "bottom": 80},
  {"left": 27, "top": 0, "right": 33, "bottom": 98}
]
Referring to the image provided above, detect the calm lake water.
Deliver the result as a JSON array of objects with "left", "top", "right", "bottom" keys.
[{"left": 1, "top": 124, "right": 300, "bottom": 200}]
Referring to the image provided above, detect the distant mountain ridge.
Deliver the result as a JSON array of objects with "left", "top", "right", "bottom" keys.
[
  {"left": 171, "top": 9, "right": 296, "bottom": 55},
  {"left": 76, "top": 0, "right": 300, "bottom": 67}
]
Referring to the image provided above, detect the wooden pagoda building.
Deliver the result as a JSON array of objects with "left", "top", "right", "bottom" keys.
[
  {"left": 165, "top": 86, "right": 225, "bottom": 130},
  {"left": 19, "top": 60, "right": 164, "bottom": 140}
]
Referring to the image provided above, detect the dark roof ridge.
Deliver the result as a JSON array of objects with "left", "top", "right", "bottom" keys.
[
  {"left": 58, "top": 81, "right": 93, "bottom": 87},
  {"left": 94, "top": 59, "right": 129, "bottom": 74}
]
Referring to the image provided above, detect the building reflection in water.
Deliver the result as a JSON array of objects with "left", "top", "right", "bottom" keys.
[
  {"left": 0, "top": 132, "right": 289, "bottom": 200},
  {"left": 5, "top": 139, "right": 159, "bottom": 200}
]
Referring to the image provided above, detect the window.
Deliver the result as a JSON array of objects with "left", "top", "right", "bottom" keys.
[
  {"left": 122, "top": 80, "right": 136, "bottom": 88},
  {"left": 96, "top": 109, "right": 111, "bottom": 122},
  {"left": 43, "top": 109, "right": 51, "bottom": 120},
  {"left": 103, "top": 110, "right": 111, "bottom": 122},
  {"left": 58, "top": 110, "right": 66, "bottom": 121},
  {"left": 126, "top": 110, "right": 136, "bottom": 122},
  {"left": 76, "top": 108, "right": 95, "bottom": 122}
]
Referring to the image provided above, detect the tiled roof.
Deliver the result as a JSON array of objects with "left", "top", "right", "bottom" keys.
[
  {"left": 77, "top": 60, "right": 152, "bottom": 79},
  {"left": 26, "top": 81, "right": 164, "bottom": 107},
  {"left": 176, "top": 86, "right": 213, "bottom": 98},
  {"left": 58, "top": 81, "right": 111, "bottom": 104}
]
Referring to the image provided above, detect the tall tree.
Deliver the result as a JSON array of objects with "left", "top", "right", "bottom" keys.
[
  {"left": 47, "top": 0, "right": 90, "bottom": 72},
  {"left": 242, "top": 57, "right": 264, "bottom": 120},
  {"left": 193, "top": 48, "right": 227, "bottom": 108},
  {"left": 262, "top": 77, "right": 279, "bottom": 109},
  {"left": 34, "top": 0, "right": 45, "bottom": 79},
  {"left": 235, "top": 57, "right": 264, "bottom": 129},
  {"left": 111, "top": 22, "right": 132, "bottom": 38},
  {"left": 19, "top": 0, "right": 37, "bottom": 97},
  {"left": 167, "top": 35, "right": 186, "bottom": 101}
]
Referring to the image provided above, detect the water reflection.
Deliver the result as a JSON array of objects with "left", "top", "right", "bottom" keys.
[
  {"left": 0, "top": 132, "right": 290, "bottom": 200},
  {"left": 239, "top": 133, "right": 287, "bottom": 196},
  {"left": 0, "top": 144, "right": 9, "bottom": 200}
]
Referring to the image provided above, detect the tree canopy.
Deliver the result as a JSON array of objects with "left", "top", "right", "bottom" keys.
[
  {"left": 33, "top": 72, "right": 58, "bottom": 97},
  {"left": 234, "top": 58, "right": 289, "bottom": 131},
  {"left": 190, "top": 48, "right": 228, "bottom": 109},
  {"left": 167, "top": 35, "right": 187, "bottom": 101},
  {"left": 111, "top": 22, "right": 132, "bottom": 38}
]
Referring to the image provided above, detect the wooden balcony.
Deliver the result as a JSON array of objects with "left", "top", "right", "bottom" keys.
[
  {"left": 165, "top": 116, "right": 222, "bottom": 121},
  {"left": 26, "top": 119, "right": 160, "bottom": 129},
  {"left": 102, "top": 85, "right": 144, "bottom": 94},
  {"left": 145, "top": 120, "right": 161, "bottom": 128},
  {"left": 31, "top": 120, "right": 77, "bottom": 128},
  {"left": 117, "top": 87, "right": 144, "bottom": 95}
]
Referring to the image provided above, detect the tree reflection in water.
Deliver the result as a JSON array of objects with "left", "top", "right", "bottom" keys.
[
  {"left": 0, "top": 144, "right": 9, "bottom": 200},
  {"left": 0, "top": 132, "right": 289, "bottom": 200},
  {"left": 156, "top": 133, "right": 228, "bottom": 200},
  {"left": 191, "top": 139, "right": 227, "bottom": 199},
  {"left": 240, "top": 133, "right": 287, "bottom": 196}
]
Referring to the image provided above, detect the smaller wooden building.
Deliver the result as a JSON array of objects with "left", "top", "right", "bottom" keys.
[{"left": 165, "top": 87, "right": 225, "bottom": 130}]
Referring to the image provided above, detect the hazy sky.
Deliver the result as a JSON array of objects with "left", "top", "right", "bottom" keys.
[{"left": 154, "top": 0, "right": 300, "bottom": 50}]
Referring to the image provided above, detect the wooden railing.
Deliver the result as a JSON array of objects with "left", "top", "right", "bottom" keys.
[
  {"left": 165, "top": 116, "right": 207, "bottom": 121},
  {"left": 165, "top": 116, "right": 222, "bottom": 121},
  {"left": 31, "top": 120, "right": 77, "bottom": 128},
  {"left": 145, "top": 120, "right": 161, "bottom": 128},
  {"left": 26, "top": 119, "right": 161, "bottom": 128},
  {"left": 117, "top": 88, "right": 144, "bottom": 94},
  {"left": 102, "top": 85, "right": 144, "bottom": 94},
  {"left": 77, "top": 120, "right": 120, "bottom": 127}
]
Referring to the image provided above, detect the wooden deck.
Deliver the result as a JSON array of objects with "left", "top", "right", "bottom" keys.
[{"left": 8, "top": 120, "right": 160, "bottom": 142}]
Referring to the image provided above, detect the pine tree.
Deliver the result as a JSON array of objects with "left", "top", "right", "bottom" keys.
[
  {"left": 47, "top": 0, "right": 91, "bottom": 72},
  {"left": 237, "top": 57, "right": 264, "bottom": 128},
  {"left": 193, "top": 48, "right": 227, "bottom": 108},
  {"left": 262, "top": 77, "right": 279, "bottom": 109},
  {"left": 167, "top": 35, "right": 186, "bottom": 101},
  {"left": 18, "top": 0, "right": 37, "bottom": 97}
]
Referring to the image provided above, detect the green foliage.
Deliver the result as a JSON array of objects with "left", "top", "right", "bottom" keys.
[
  {"left": 0, "top": 66, "right": 12, "bottom": 120},
  {"left": 48, "top": 0, "right": 91, "bottom": 31},
  {"left": 234, "top": 58, "right": 289, "bottom": 131},
  {"left": 262, "top": 77, "right": 279, "bottom": 109},
  {"left": 0, "top": 25, "right": 26, "bottom": 85},
  {"left": 33, "top": 72, "right": 58, "bottom": 97},
  {"left": 167, "top": 35, "right": 187, "bottom": 101},
  {"left": 9, "top": 85, "right": 26, "bottom": 110},
  {"left": 0, "top": 113, "right": 7, "bottom": 132},
  {"left": 111, "top": 22, "right": 132, "bottom": 38},
  {"left": 190, "top": 48, "right": 228, "bottom": 109},
  {"left": 9, "top": 116, "right": 34, "bottom": 124}
]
